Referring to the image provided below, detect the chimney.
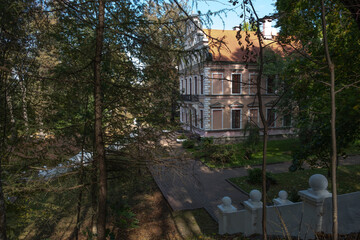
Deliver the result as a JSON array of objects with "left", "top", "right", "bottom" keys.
[{"left": 262, "top": 18, "right": 272, "bottom": 39}]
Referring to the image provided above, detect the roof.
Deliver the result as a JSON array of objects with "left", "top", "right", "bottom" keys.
[{"left": 203, "top": 29, "right": 290, "bottom": 63}]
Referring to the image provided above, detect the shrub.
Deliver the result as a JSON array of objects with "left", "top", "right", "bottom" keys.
[
  {"left": 178, "top": 134, "right": 187, "bottom": 140},
  {"left": 200, "top": 137, "right": 214, "bottom": 145},
  {"left": 242, "top": 122, "right": 260, "bottom": 160},
  {"left": 209, "top": 146, "right": 233, "bottom": 164},
  {"left": 247, "top": 168, "right": 277, "bottom": 187},
  {"left": 288, "top": 187, "right": 301, "bottom": 202},
  {"left": 182, "top": 139, "right": 195, "bottom": 149}
]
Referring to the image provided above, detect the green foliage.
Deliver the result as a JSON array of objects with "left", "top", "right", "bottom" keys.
[
  {"left": 275, "top": 0, "right": 360, "bottom": 170},
  {"left": 242, "top": 122, "right": 260, "bottom": 160},
  {"left": 208, "top": 145, "right": 235, "bottom": 164},
  {"left": 231, "top": 165, "right": 360, "bottom": 202},
  {"left": 182, "top": 139, "right": 195, "bottom": 149},
  {"left": 191, "top": 139, "right": 299, "bottom": 168},
  {"left": 247, "top": 168, "right": 277, "bottom": 186},
  {"left": 110, "top": 203, "right": 139, "bottom": 230},
  {"left": 178, "top": 134, "right": 187, "bottom": 140},
  {"left": 240, "top": 21, "right": 258, "bottom": 31},
  {"left": 201, "top": 137, "right": 214, "bottom": 145}
]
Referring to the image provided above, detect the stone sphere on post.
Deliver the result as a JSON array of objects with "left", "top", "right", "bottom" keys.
[
  {"left": 307, "top": 174, "right": 332, "bottom": 198},
  {"left": 249, "top": 189, "right": 262, "bottom": 203},
  {"left": 309, "top": 174, "right": 328, "bottom": 191},
  {"left": 222, "top": 196, "right": 232, "bottom": 207},
  {"left": 278, "top": 190, "right": 288, "bottom": 200}
]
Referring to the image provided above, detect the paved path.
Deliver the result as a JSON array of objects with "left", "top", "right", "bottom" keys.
[{"left": 150, "top": 137, "right": 360, "bottom": 222}]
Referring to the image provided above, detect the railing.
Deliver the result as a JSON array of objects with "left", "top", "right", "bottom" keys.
[
  {"left": 180, "top": 94, "right": 199, "bottom": 102},
  {"left": 218, "top": 174, "right": 360, "bottom": 238}
]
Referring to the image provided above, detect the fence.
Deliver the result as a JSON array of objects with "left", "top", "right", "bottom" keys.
[{"left": 218, "top": 174, "right": 360, "bottom": 239}]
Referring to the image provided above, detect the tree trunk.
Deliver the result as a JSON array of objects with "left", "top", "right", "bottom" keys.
[
  {"left": 94, "top": 0, "right": 106, "bottom": 239},
  {"left": 0, "top": 159, "right": 7, "bottom": 240},
  {"left": 18, "top": 77, "right": 29, "bottom": 134},
  {"left": 0, "top": 72, "right": 7, "bottom": 240},
  {"left": 4, "top": 75, "right": 16, "bottom": 141},
  {"left": 256, "top": 49, "right": 268, "bottom": 240},
  {"left": 249, "top": 1, "right": 268, "bottom": 238},
  {"left": 321, "top": 1, "right": 338, "bottom": 239}
]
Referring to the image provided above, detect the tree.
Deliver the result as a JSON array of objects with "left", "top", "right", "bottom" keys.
[
  {"left": 231, "top": 0, "right": 276, "bottom": 238},
  {"left": 275, "top": 0, "right": 360, "bottom": 238},
  {"left": 93, "top": 0, "right": 106, "bottom": 238}
]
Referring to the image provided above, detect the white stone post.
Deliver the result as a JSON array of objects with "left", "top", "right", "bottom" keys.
[
  {"left": 217, "top": 196, "right": 237, "bottom": 234},
  {"left": 273, "top": 190, "right": 293, "bottom": 205},
  {"left": 243, "top": 189, "right": 263, "bottom": 235},
  {"left": 298, "top": 174, "right": 332, "bottom": 238}
]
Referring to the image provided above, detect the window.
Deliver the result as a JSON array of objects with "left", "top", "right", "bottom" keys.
[
  {"left": 185, "top": 110, "right": 188, "bottom": 123},
  {"left": 212, "top": 110, "right": 223, "bottom": 130},
  {"left": 282, "top": 114, "right": 291, "bottom": 127},
  {"left": 200, "top": 110, "right": 204, "bottom": 128},
  {"left": 182, "top": 80, "right": 185, "bottom": 93},
  {"left": 249, "top": 73, "right": 257, "bottom": 95},
  {"left": 266, "top": 108, "right": 276, "bottom": 128},
  {"left": 212, "top": 73, "right": 223, "bottom": 94},
  {"left": 232, "top": 109, "right": 242, "bottom": 129},
  {"left": 249, "top": 108, "right": 259, "bottom": 125},
  {"left": 200, "top": 75, "right": 204, "bottom": 94},
  {"left": 194, "top": 109, "right": 197, "bottom": 126},
  {"left": 232, "top": 74, "right": 242, "bottom": 94},
  {"left": 189, "top": 77, "right": 192, "bottom": 95},
  {"left": 267, "top": 76, "right": 275, "bottom": 94},
  {"left": 180, "top": 108, "right": 183, "bottom": 122},
  {"left": 194, "top": 76, "right": 198, "bottom": 95},
  {"left": 185, "top": 78, "right": 187, "bottom": 94}
]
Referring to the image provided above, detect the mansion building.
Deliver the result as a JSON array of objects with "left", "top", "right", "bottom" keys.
[{"left": 179, "top": 16, "right": 294, "bottom": 140}]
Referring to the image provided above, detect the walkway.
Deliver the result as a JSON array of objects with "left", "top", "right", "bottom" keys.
[{"left": 149, "top": 137, "right": 360, "bottom": 222}]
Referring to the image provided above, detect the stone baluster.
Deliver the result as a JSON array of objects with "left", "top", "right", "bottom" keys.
[
  {"left": 217, "top": 196, "right": 237, "bottom": 234},
  {"left": 243, "top": 189, "right": 263, "bottom": 235},
  {"left": 298, "top": 174, "right": 332, "bottom": 238},
  {"left": 273, "top": 190, "right": 293, "bottom": 205}
]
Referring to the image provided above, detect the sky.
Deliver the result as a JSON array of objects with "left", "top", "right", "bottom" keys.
[{"left": 189, "top": 0, "right": 277, "bottom": 30}]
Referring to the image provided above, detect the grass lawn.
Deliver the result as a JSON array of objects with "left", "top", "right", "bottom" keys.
[
  {"left": 195, "top": 138, "right": 300, "bottom": 168},
  {"left": 229, "top": 165, "right": 360, "bottom": 203},
  {"left": 252, "top": 138, "right": 299, "bottom": 164},
  {"left": 343, "top": 139, "right": 360, "bottom": 155},
  {"left": 190, "top": 138, "right": 360, "bottom": 169}
]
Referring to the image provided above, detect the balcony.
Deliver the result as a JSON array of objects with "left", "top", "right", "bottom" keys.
[{"left": 180, "top": 94, "right": 199, "bottom": 102}]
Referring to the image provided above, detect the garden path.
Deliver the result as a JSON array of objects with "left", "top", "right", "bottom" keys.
[{"left": 149, "top": 135, "right": 360, "bottom": 222}]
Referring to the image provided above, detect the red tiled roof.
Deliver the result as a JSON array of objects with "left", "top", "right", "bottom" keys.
[{"left": 203, "top": 29, "right": 290, "bottom": 62}]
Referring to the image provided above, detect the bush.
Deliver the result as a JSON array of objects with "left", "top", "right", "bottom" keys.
[
  {"left": 209, "top": 145, "right": 233, "bottom": 164},
  {"left": 247, "top": 168, "right": 277, "bottom": 186},
  {"left": 242, "top": 122, "right": 260, "bottom": 160},
  {"left": 182, "top": 139, "right": 195, "bottom": 149},
  {"left": 200, "top": 137, "right": 214, "bottom": 145},
  {"left": 178, "top": 134, "right": 187, "bottom": 140}
]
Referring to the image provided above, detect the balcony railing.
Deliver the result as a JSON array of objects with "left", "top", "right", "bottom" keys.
[{"left": 180, "top": 94, "right": 199, "bottom": 102}]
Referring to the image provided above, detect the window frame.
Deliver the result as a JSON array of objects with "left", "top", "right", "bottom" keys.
[
  {"left": 212, "top": 72, "right": 223, "bottom": 95},
  {"left": 211, "top": 109, "right": 223, "bottom": 130},
  {"left": 248, "top": 108, "right": 259, "bottom": 125},
  {"left": 231, "top": 73, "right": 242, "bottom": 94},
  {"left": 266, "top": 75, "right": 275, "bottom": 94},
  {"left": 266, "top": 108, "right": 276, "bottom": 128},
  {"left": 249, "top": 73, "right": 257, "bottom": 95},
  {"left": 231, "top": 108, "right": 242, "bottom": 129},
  {"left": 282, "top": 114, "right": 292, "bottom": 127}
]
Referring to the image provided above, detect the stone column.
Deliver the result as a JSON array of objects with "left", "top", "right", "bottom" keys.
[
  {"left": 243, "top": 189, "right": 263, "bottom": 236},
  {"left": 217, "top": 196, "right": 237, "bottom": 234},
  {"left": 298, "top": 174, "right": 332, "bottom": 238}
]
